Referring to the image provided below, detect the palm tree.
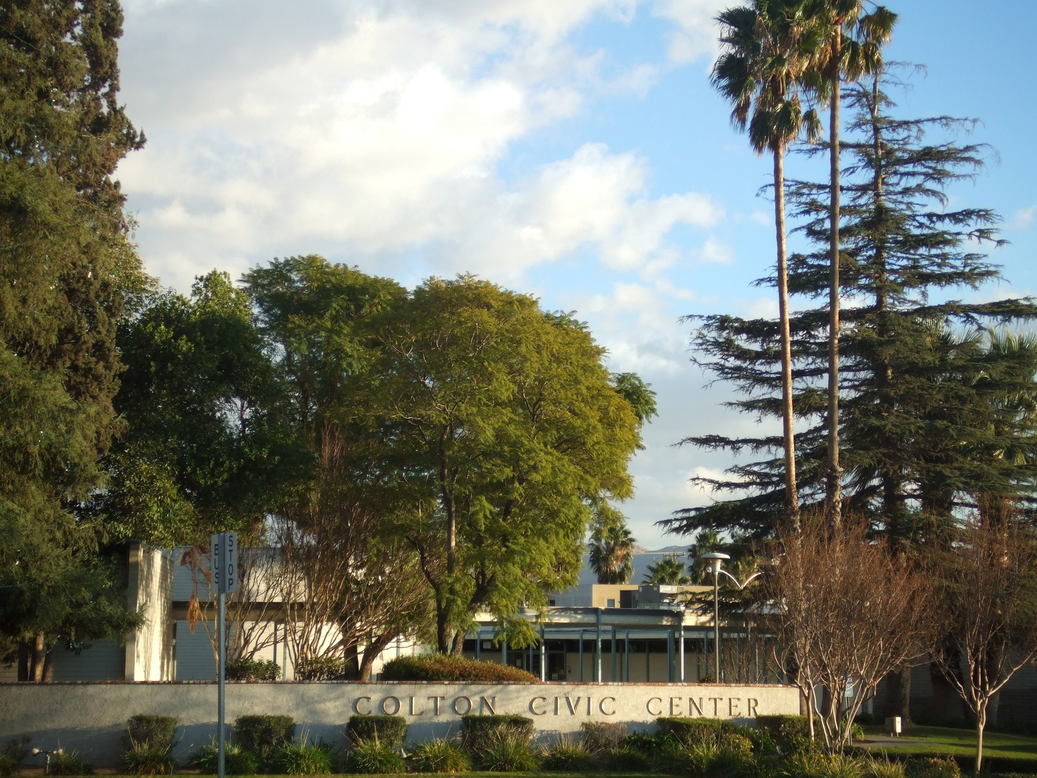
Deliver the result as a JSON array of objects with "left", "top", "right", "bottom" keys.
[
  {"left": 712, "top": 0, "right": 822, "bottom": 532},
  {"left": 588, "top": 512, "right": 636, "bottom": 584},
  {"left": 810, "top": 1, "right": 896, "bottom": 528},
  {"left": 643, "top": 556, "right": 691, "bottom": 585}
]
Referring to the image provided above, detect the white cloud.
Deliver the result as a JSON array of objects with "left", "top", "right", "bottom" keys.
[
  {"left": 117, "top": 2, "right": 720, "bottom": 291},
  {"left": 694, "top": 236, "right": 734, "bottom": 264},
  {"left": 649, "top": 0, "right": 728, "bottom": 65},
  {"left": 1011, "top": 204, "right": 1036, "bottom": 229}
]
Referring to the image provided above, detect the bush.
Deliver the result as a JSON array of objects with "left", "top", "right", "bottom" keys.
[
  {"left": 121, "top": 743, "right": 175, "bottom": 775},
  {"left": 295, "top": 655, "right": 346, "bottom": 680},
  {"left": 657, "top": 716, "right": 735, "bottom": 746},
  {"left": 226, "top": 657, "right": 281, "bottom": 681},
  {"left": 0, "top": 738, "right": 29, "bottom": 777},
  {"left": 743, "top": 725, "right": 778, "bottom": 755},
  {"left": 602, "top": 744, "right": 651, "bottom": 772},
  {"left": 783, "top": 750, "right": 866, "bottom": 778},
  {"left": 271, "top": 741, "right": 334, "bottom": 775},
  {"left": 345, "top": 714, "right": 407, "bottom": 749},
  {"left": 124, "top": 714, "right": 177, "bottom": 773},
  {"left": 904, "top": 756, "right": 961, "bottom": 778},
  {"left": 408, "top": 739, "right": 471, "bottom": 774},
  {"left": 47, "top": 750, "right": 92, "bottom": 776},
  {"left": 468, "top": 728, "right": 540, "bottom": 772},
  {"left": 380, "top": 653, "right": 540, "bottom": 682},
  {"left": 235, "top": 714, "right": 294, "bottom": 767},
  {"left": 461, "top": 714, "right": 535, "bottom": 753},
  {"left": 126, "top": 715, "right": 177, "bottom": 749},
  {"left": 192, "top": 742, "right": 259, "bottom": 775},
  {"left": 757, "top": 714, "right": 815, "bottom": 755},
  {"left": 344, "top": 739, "right": 406, "bottom": 774},
  {"left": 539, "top": 733, "right": 596, "bottom": 772},
  {"left": 580, "top": 721, "right": 628, "bottom": 753},
  {"left": 863, "top": 756, "right": 908, "bottom": 778}
]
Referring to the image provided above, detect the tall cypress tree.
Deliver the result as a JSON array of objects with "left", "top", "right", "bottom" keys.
[
  {"left": 671, "top": 70, "right": 1037, "bottom": 542},
  {"left": 0, "top": 0, "right": 146, "bottom": 678}
]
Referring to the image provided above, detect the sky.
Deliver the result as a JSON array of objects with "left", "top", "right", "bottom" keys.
[{"left": 114, "top": 0, "right": 1037, "bottom": 550}]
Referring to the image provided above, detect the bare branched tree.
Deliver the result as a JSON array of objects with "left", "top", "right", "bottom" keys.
[
  {"left": 763, "top": 516, "right": 936, "bottom": 750},
  {"left": 930, "top": 519, "right": 1037, "bottom": 773},
  {"left": 273, "top": 423, "right": 432, "bottom": 678}
]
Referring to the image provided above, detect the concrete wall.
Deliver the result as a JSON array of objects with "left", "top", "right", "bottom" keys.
[{"left": 0, "top": 681, "right": 799, "bottom": 767}]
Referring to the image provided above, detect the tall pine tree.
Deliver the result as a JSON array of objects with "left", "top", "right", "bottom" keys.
[
  {"left": 0, "top": 0, "right": 146, "bottom": 678},
  {"left": 671, "top": 70, "right": 1037, "bottom": 542}
]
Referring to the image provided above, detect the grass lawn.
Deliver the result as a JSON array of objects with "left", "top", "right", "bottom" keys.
[{"left": 863, "top": 724, "right": 1037, "bottom": 763}]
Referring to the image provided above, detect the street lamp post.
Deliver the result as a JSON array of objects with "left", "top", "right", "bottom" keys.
[
  {"left": 699, "top": 552, "right": 768, "bottom": 683},
  {"left": 700, "top": 552, "right": 730, "bottom": 682}
]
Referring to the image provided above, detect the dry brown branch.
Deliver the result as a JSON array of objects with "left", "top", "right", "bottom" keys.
[
  {"left": 763, "top": 515, "right": 936, "bottom": 750},
  {"left": 930, "top": 519, "right": 1037, "bottom": 773}
]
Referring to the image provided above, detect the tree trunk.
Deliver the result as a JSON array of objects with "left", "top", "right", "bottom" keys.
[
  {"left": 975, "top": 703, "right": 987, "bottom": 774},
  {"left": 358, "top": 634, "right": 395, "bottom": 682},
  {"left": 30, "top": 633, "right": 47, "bottom": 682},
  {"left": 826, "top": 25, "right": 843, "bottom": 529},
  {"left": 773, "top": 146, "right": 800, "bottom": 532},
  {"left": 879, "top": 664, "right": 913, "bottom": 723}
]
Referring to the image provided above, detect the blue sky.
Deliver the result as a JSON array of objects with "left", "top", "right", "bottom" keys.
[{"left": 116, "top": 0, "right": 1037, "bottom": 549}]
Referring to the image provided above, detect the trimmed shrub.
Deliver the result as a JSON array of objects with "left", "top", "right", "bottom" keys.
[
  {"left": 461, "top": 714, "right": 535, "bottom": 753},
  {"left": 742, "top": 725, "right": 778, "bottom": 755},
  {"left": 468, "top": 728, "right": 540, "bottom": 772},
  {"left": 235, "top": 714, "right": 294, "bottom": 767},
  {"left": 408, "top": 739, "right": 472, "bottom": 774},
  {"left": 380, "top": 653, "right": 540, "bottom": 682},
  {"left": 226, "top": 657, "right": 280, "bottom": 681},
  {"left": 295, "top": 655, "right": 346, "bottom": 680},
  {"left": 271, "top": 741, "right": 334, "bottom": 775},
  {"left": 656, "top": 716, "right": 735, "bottom": 746},
  {"left": 344, "top": 739, "right": 406, "bottom": 774},
  {"left": 580, "top": 721, "right": 628, "bottom": 753},
  {"left": 345, "top": 714, "right": 407, "bottom": 749},
  {"left": 126, "top": 715, "right": 177, "bottom": 749},
  {"left": 757, "top": 714, "right": 815, "bottom": 755},
  {"left": 192, "top": 742, "right": 259, "bottom": 775},
  {"left": 539, "top": 733, "right": 596, "bottom": 772}
]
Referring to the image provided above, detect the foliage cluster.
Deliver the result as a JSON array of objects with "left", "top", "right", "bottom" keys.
[
  {"left": 225, "top": 657, "right": 281, "bottom": 681},
  {"left": 122, "top": 715, "right": 178, "bottom": 775},
  {"left": 380, "top": 653, "right": 540, "bottom": 683},
  {"left": 345, "top": 715, "right": 408, "bottom": 749}
]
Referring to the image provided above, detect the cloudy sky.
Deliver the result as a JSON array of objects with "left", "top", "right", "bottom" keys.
[{"left": 115, "top": 0, "right": 1037, "bottom": 549}]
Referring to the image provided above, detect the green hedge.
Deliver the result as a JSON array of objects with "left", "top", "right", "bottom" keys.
[
  {"left": 234, "top": 715, "right": 294, "bottom": 767},
  {"left": 345, "top": 715, "right": 408, "bottom": 749},
  {"left": 380, "top": 654, "right": 540, "bottom": 682},
  {"left": 460, "top": 714, "right": 535, "bottom": 752},
  {"left": 225, "top": 658, "right": 280, "bottom": 681},
  {"left": 656, "top": 716, "right": 735, "bottom": 745},
  {"left": 125, "top": 715, "right": 177, "bottom": 749},
  {"left": 756, "top": 714, "right": 814, "bottom": 754}
]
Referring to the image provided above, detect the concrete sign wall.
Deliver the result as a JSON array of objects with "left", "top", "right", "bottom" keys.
[{"left": 0, "top": 681, "right": 799, "bottom": 767}]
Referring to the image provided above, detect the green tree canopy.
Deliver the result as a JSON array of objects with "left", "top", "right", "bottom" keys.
[
  {"left": 0, "top": 0, "right": 147, "bottom": 678},
  {"left": 367, "top": 276, "right": 645, "bottom": 652}
]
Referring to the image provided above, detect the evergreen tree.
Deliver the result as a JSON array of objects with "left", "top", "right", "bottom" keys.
[
  {"left": 0, "top": 0, "right": 147, "bottom": 677},
  {"left": 672, "top": 71, "right": 1037, "bottom": 542}
]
